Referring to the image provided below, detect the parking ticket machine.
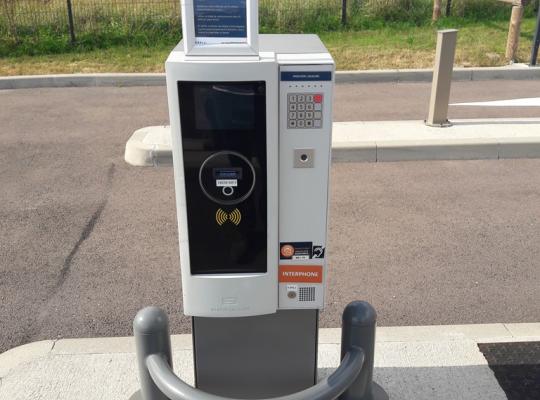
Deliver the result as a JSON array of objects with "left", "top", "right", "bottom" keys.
[{"left": 165, "top": 1, "right": 334, "bottom": 398}]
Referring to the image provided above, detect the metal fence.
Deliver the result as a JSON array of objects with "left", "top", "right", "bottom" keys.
[{"left": 0, "top": 0, "right": 349, "bottom": 42}]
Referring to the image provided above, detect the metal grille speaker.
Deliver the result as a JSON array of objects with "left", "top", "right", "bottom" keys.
[{"left": 299, "top": 287, "right": 315, "bottom": 302}]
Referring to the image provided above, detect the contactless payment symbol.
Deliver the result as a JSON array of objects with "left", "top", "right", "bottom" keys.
[{"left": 215, "top": 208, "right": 242, "bottom": 226}]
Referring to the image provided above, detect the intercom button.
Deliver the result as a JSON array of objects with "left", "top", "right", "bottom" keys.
[
  {"left": 289, "top": 111, "right": 297, "bottom": 120},
  {"left": 298, "top": 95, "right": 306, "bottom": 102},
  {"left": 306, "top": 103, "right": 314, "bottom": 111},
  {"left": 314, "top": 103, "right": 322, "bottom": 111},
  {"left": 314, "top": 119, "right": 322, "bottom": 128},
  {"left": 297, "top": 103, "right": 305, "bottom": 111},
  {"left": 314, "top": 94, "right": 323, "bottom": 103},
  {"left": 305, "top": 120, "right": 313, "bottom": 128},
  {"left": 289, "top": 120, "right": 297, "bottom": 128},
  {"left": 297, "top": 120, "right": 305, "bottom": 128},
  {"left": 297, "top": 111, "right": 305, "bottom": 119},
  {"left": 289, "top": 103, "right": 297, "bottom": 111},
  {"left": 306, "top": 111, "right": 313, "bottom": 119},
  {"left": 306, "top": 95, "right": 314, "bottom": 102},
  {"left": 314, "top": 111, "right": 322, "bottom": 119},
  {"left": 288, "top": 94, "right": 297, "bottom": 103}
]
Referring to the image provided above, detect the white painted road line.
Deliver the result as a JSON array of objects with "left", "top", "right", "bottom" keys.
[{"left": 452, "top": 97, "right": 540, "bottom": 107}]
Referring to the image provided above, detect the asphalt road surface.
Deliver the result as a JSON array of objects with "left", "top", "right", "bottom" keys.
[{"left": 1, "top": 82, "right": 540, "bottom": 353}]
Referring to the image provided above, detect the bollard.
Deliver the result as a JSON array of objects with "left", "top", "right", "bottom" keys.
[
  {"left": 132, "top": 307, "right": 172, "bottom": 400},
  {"left": 339, "top": 302, "right": 388, "bottom": 400},
  {"left": 132, "top": 302, "right": 387, "bottom": 400},
  {"left": 426, "top": 29, "right": 458, "bottom": 127}
]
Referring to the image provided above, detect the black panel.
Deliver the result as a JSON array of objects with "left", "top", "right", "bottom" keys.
[{"left": 178, "top": 81, "right": 267, "bottom": 274}]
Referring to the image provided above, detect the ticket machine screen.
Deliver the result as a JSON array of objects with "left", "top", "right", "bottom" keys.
[{"left": 178, "top": 81, "right": 267, "bottom": 275}]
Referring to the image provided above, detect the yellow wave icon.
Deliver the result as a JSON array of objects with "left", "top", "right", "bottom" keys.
[{"left": 215, "top": 208, "right": 242, "bottom": 226}]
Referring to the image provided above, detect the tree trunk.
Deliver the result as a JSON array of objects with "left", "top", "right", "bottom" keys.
[{"left": 432, "top": 0, "right": 442, "bottom": 21}]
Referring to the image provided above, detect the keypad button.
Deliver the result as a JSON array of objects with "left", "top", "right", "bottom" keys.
[
  {"left": 297, "top": 103, "right": 305, "bottom": 111},
  {"left": 289, "top": 120, "right": 297, "bottom": 128},
  {"left": 289, "top": 94, "right": 297, "bottom": 103},
  {"left": 297, "top": 111, "right": 305, "bottom": 119},
  {"left": 305, "top": 120, "right": 313, "bottom": 128},
  {"left": 306, "top": 95, "right": 314, "bottom": 102},
  {"left": 314, "top": 111, "right": 322, "bottom": 119},
  {"left": 306, "top": 103, "right": 314, "bottom": 111},
  {"left": 314, "top": 103, "right": 322, "bottom": 111},
  {"left": 297, "top": 120, "right": 305, "bottom": 128},
  {"left": 289, "top": 103, "right": 297, "bottom": 111},
  {"left": 298, "top": 95, "right": 305, "bottom": 102},
  {"left": 306, "top": 111, "right": 313, "bottom": 119},
  {"left": 314, "top": 94, "right": 323, "bottom": 103},
  {"left": 289, "top": 111, "right": 297, "bottom": 119},
  {"left": 314, "top": 119, "right": 322, "bottom": 128}
]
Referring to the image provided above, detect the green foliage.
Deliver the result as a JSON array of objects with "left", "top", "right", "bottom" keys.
[{"left": 1, "top": 0, "right": 539, "bottom": 57}]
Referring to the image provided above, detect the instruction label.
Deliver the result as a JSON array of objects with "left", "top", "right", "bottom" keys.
[
  {"left": 280, "top": 242, "right": 312, "bottom": 260},
  {"left": 216, "top": 179, "right": 238, "bottom": 187},
  {"left": 280, "top": 242, "right": 325, "bottom": 260},
  {"left": 194, "top": 0, "right": 247, "bottom": 39}
]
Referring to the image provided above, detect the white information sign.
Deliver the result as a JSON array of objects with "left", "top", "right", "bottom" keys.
[{"left": 181, "top": 0, "right": 259, "bottom": 56}]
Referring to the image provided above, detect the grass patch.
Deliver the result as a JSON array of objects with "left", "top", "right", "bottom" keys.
[
  {"left": 1, "top": 17, "right": 537, "bottom": 75},
  {"left": 1, "top": 0, "right": 539, "bottom": 74}
]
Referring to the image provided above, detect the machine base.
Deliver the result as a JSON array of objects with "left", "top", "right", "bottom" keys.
[
  {"left": 193, "top": 309, "right": 319, "bottom": 399},
  {"left": 371, "top": 382, "right": 390, "bottom": 400}
]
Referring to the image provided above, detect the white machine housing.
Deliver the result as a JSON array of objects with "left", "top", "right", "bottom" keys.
[{"left": 166, "top": 34, "right": 334, "bottom": 317}]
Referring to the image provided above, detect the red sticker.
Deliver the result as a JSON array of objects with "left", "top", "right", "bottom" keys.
[{"left": 279, "top": 265, "right": 323, "bottom": 283}]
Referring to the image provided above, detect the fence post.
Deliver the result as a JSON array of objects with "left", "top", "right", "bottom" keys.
[
  {"left": 531, "top": 2, "right": 540, "bottom": 66},
  {"left": 426, "top": 29, "right": 458, "bottom": 127},
  {"left": 342, "top": 0, "right": 347, "bottom": 26},
  {"left": 506, "top": 3, "right": 524, "bottom": 62},
  {"left": 446, "top": 0, "right": 452, "bottom": 17},
  {"left": 66, "top": 0, "right": 76, "bottom": 44}
]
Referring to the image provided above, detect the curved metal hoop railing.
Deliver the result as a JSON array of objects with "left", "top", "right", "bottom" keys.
[{"left": 132, "top": 302, "right": 387, "bottom": 400}]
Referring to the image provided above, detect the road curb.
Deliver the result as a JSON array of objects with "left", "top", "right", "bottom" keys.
[
  {"left": 1, "top": 323, "right": 538, "bottom": 376},
  {"left": 125, "top": 120, "right": 540, "bottom": 166},
  {"left": 2, "top": 65, "right": 540, "bottom": 90}
]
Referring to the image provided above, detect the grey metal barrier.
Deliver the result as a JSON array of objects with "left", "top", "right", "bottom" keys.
[{"left": 132, "top": 301, "right": 387, "bottom": 400}]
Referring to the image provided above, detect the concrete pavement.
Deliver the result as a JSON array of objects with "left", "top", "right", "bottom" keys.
[
  {"left": 1, "top": 85, "right": 540, "bottom": 354},
  {"left": 1, "top": 323, "right": 539, "bottom": 400},
  {"left": 125, "top": 118, "right": 540, "bottom": 166}
]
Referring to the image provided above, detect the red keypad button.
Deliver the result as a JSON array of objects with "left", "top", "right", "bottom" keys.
[{"left": 314, "top": 94, "right": 323, "bottom": 103}]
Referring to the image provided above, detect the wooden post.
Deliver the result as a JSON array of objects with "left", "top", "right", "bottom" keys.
[
  {"left": 506, "top": 3, "right": 524, "bottom": 61},
  {"left": 432, "top": 0, "right": 442, "bottom": 21},
  {"left": 342, "top": 0, "right": 348, "bottom": 26}
]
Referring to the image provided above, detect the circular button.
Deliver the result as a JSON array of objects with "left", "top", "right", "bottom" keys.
[
  {"left": 198, "top": 151, "right": 256, "bottom": 206},
  {"left": 287, "top": 291, "right": 297, "bottom": 299},
  {"left": 222, "top": 186, "right": 234, "bottom": 196}
]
